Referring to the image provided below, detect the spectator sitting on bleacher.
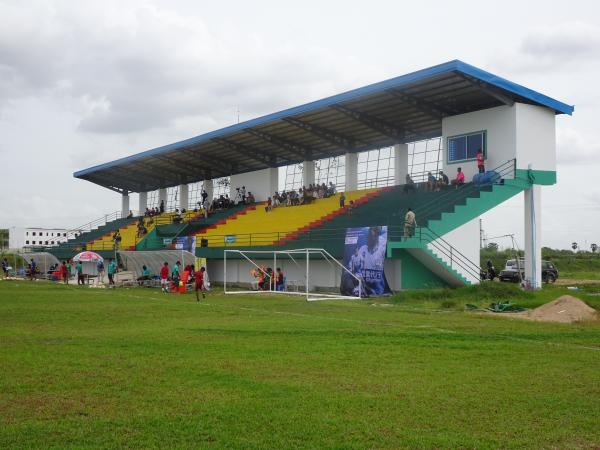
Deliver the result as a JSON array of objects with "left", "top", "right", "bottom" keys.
[
  {"left": 451, "top": 167, "right": 465, "bottom": 187},
  {"left": 437, "top": 170, "right": 449, "bottom": 190},
  {"left": 137, "top": 265, "right": 152, "bottom": 285},
  {"left": 127, "top": 210, "right": 133, "bottom": 218},
  {"left": 427, "top": 172, "right": 437, "bottom": 192},
  {"left": 403, "top": 174, "right": 416, "bottom": 194},
  {"left": 246, "top": 192, "right": 255, "bottom": 204},
  {"left": 173, "top": 209, "right": 183, "bottom": 223},
  {"left": 159, "top": 200, "right": 165, "bottom": 213}
]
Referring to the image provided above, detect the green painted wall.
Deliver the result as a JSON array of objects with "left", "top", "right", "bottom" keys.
[
  {"left": 390, "top": 249, "right": 448, "bottom": 289},
  {"left": 515, "top": 169, "right": 557, "bottom": 185}
]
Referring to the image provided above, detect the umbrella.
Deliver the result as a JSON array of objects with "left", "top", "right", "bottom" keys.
[{"left": 73, "top": 251, "right": 104, "bottom": 263}]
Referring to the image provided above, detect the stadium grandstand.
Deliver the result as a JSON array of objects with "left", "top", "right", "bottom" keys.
[{"left": 37, "top": 60, "right": 572, "bottom": 290}]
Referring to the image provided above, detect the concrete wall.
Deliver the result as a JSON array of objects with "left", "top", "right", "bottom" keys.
[
  {"left": 442, "top": 105, "right": 516, "bottom": 182},
  {"left": 515, "top": 103, "right": 556, "bottom": 172},
  {"left": 441, "top": 102, "right": 556, "bottom": 180},
  {"left": 431, "top": 218, "right": 481, "bottom": 284},
  {"left": 230, "top": 168, "right": 278, "bottom": 202}
]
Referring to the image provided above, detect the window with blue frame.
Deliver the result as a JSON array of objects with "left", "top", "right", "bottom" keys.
[{"left": 447, "top": 131, "right": 486, "bottom": 163}]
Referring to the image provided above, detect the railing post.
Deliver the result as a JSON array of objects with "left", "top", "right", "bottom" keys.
[{"left": 450, "top": 246, "right": 453, "bottom": 267}]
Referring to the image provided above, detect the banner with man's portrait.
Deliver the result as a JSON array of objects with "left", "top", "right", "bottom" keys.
[{"left": 340, "top": 226, "right": 392, "bottom": 297}]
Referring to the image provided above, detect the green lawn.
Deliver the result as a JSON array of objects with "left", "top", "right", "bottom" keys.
[{"left": 1, "top": 281, "right": 600, "bottom": 449}]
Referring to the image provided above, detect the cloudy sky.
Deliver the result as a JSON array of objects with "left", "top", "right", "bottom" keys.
[{"left": 0, "top": 0, "right": 598, "bottom": 249}]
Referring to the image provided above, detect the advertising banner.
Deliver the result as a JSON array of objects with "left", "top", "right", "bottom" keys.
[
  {"left": 340, "top": 226, "right": 392, "bottom": 297},
  {"left": 171, "top": 236, "right": 196, "bottom": 253}
]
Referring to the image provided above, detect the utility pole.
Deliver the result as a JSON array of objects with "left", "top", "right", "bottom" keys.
[{"left": 479, "top": 219, "right": 484, "bottom": 249}]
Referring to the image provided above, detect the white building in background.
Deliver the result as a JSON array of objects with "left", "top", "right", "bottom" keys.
[{"left": 9, "top": 227, "right": 68, "bottom": 249}]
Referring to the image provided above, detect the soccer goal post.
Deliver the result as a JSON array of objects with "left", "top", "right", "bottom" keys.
[{"left": 223, "top": 248, "right": 362, "bottom": 301}]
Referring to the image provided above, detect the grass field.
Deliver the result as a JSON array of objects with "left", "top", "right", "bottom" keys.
[{"left": 1, "top": 281, "right": 600, "bottom": 449}]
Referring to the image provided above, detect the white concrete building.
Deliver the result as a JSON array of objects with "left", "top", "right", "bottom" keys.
[{"left": 9, "top": 227, "right": 68, "bottom": 249}]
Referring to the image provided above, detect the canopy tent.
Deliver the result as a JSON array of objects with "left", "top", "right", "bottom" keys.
[{"left": 74, "top": 60, "right": 573, "bottom": 194}]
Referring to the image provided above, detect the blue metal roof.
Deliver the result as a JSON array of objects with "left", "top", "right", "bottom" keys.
[{"left": 74, "top": 59, "right": 573, "bottom": 193}]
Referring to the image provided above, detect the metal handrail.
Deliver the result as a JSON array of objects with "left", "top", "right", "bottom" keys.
[
  {"left": 409, "top": 159, "right": 516, "bottom": 223},
  {"left": 409, "top": 225, "right": 482, "bottom": 280}
]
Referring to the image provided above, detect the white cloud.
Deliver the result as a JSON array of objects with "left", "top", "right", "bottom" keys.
[
  {"left": 488, "top": 21, "right": 600, "bottom": 75},
  {"left": 556, "top": 126, "right": 600, "bottom": 166},
  {"left": 0, "top": 0, "right": 356, "bottom": 135}
]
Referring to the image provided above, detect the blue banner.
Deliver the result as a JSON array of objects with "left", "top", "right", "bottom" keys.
[{"left": 341, "top": 226, "right": 392, "bottom": 297}]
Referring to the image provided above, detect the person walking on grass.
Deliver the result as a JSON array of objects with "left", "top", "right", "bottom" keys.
[
  {"left": 194, "top": 266, "right": 206, "bottom": 301},
  {"left": 107, "top": 258, "right": 117, "bottom": 286},
  {"left": 60, "top": 261, "right": 68, "bottom": 284},
  {"left": 29, "top": 259, "right": 37, "bottom": 280},
  {"left": 97, "top": 259, "right": 105, "bottom": 284},
  {"left": 404, "top": 208, "right": 417, "bottom": 239},
  {"left": 160, "top": 262, "right": 169, "bottom": 293},
  {"left": 1, "top": 258, "right": 8, "bottom": 278},
  {"left": 76, "top": 261, "right": 84, "bottom": 285}
]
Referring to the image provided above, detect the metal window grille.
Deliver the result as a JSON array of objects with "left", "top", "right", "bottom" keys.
[
  {"left": 146, "top": 190, "right": 158, "bottom": 209},
  {"left": 282, "top": 163, "right": 303, "bottom": 192},
  {"left": 166, "top": 186, "right": 179, "bottom": 211},
  {"left": 315, "top": 156, "right": 345, "bottom": 192},
  {"left": 357, "top": 147, "right": 395, "bottom": 189},
  {"left": 188, "top": 182, "right": 204, "bottom": 209},
  {"left": 408, "top": 137, "right": 443, "bottom": 182},
  {"left": 213, "top": 177, "right": 230, "bottom": 199}
]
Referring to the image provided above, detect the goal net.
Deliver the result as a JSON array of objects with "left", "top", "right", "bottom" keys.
[{"left": 223, "top": 248, "right": 362, "bottom": 301}]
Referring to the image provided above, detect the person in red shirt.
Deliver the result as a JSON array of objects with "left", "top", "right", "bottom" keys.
[
  {"left": 194, "top": 267, "right": 206, "bottom": 301},
  {"left": 476, "top": 149, "right": 485, "bottom": 173},
  {"left": 451, "top": 167, "right": 465, "bottom": 187},
  {"left": 60, "top": 261, "right": 68, "bottom": 284},
  {"left": 160, "top": 262, "right": 170, "bottom": 293}
]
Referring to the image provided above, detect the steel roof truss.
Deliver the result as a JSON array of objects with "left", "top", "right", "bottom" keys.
[
  {"left": 453, "top": 72, "right": 515, "bottom": 107},
  {"left": 211, "top": 137, "right": 282, "bottom": 167},
  {"left": 244, "top": 128, "right": 313, "bottom": 160},
  {"left": 282, "top": 117, "right": 358, "bottom": 152}
]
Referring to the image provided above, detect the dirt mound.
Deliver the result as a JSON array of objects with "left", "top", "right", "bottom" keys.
[{"left": 527, "top": 295, "right": 598, "bottom": 323}]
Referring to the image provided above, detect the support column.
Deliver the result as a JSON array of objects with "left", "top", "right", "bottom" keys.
[
  {"left": 203, "top": 180, "right": 213, "bottom": 201},
  {"left": 394, "top": 144, "right": 409, "bottom": 185},
  {"left": 179, "top": 183, "right": 189, "bottom": 210},
  {"left": 138, "top": 191, "right": 147, "bottom": 214},
  {"left": 524, "top": 185, "right": 542, "bottom": 289},
  {"left": 345, "top": 152, "right": 358, "bottom": 191},
  {"left": 158, "top": 188, "right": 167, "bottom": 209},
  {"left": 121, "top": 191, "right": 130, "bottom": 217},
  {"left": 269, "top": 167, "right": 279, "bottom": 197},
  {"left": 303, "top": 160, "right": 315, "bottom": 187}
]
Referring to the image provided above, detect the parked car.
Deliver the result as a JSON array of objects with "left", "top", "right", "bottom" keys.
[{"left": 499, "top": 259, "right": 558, "bottom": 283}]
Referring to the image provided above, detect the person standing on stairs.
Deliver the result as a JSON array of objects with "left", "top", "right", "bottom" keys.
[
  {"left": 476, "top": 149, "right": 485, "bottom": 173},
  {"left": 404, "top": 208, "right": 417, "bottom": 239}
]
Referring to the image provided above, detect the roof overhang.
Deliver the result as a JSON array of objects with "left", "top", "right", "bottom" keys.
[{"left": 74, "top": 59, "right": 574, "bottom": 193}]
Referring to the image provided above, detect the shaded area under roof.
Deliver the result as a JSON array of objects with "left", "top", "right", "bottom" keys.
[{"left": 74, "top": 60, "right": 573, "bottom": 193}]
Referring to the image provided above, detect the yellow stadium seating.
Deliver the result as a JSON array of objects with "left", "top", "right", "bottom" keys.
[
  {"left": 88, "top": 211, "right": 199, "bottom": 251},
  {"left": 196, "top": 189, "right": 381, "bottom": 247}
]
